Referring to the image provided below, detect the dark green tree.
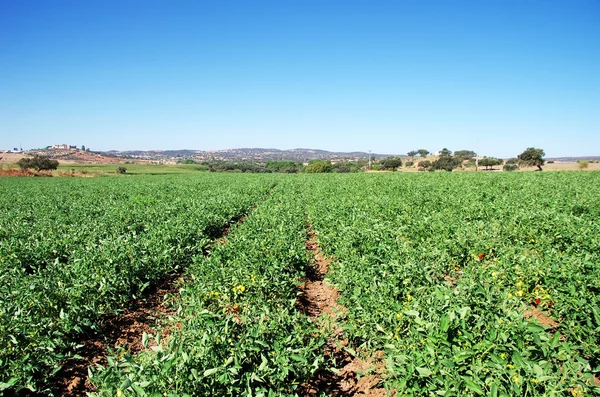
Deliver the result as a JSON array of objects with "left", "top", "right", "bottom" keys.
[
  {"left": 479, "top": 157, "right": 503, "bottom": 170},
  {"left": 417, "top": 149, "right": 430, "bottom": 157},
  {"left": 432, "top": 156, "right": 460, "bottom": 171},
  {"left": 439, "top": 148, "right": 453, "bottom": 157},
  {"left": 407, "top": 150, "right": 418, "bottom": 157},
  {"left": 417, "top": 160, "right": 432, "bottom": 169},
  {"left": 454, "top": 150, "right": 476, "bottom": 161},
  {"left": 518, "top": 147, "right": 545, "bottom": 171},
  {"left": 380, "top": 157, "right": 403, "bottom": 171},
  {"left": 17, "top": 155, "right": 59, "bottom": 171}
]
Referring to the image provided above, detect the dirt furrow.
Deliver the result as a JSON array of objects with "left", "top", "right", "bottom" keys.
[
  {"left": 297, "top": 224, "right": 388, "bottom": 397},
  {"left": 43, "top": 215, "right": 253, "bottom": 397}
]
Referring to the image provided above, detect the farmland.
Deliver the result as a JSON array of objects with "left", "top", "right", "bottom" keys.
[{"left": 1, "top": 172, "right": 599, "bottom": 396}]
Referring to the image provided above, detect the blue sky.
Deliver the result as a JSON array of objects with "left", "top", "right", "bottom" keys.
[{"left": 1, "top": 0, "right": 598, "bottom": 157}]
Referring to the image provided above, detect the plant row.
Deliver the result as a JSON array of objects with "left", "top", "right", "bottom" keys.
[
  {"left": 303, "top": 172, "right": 600, "bottom": 396},
  {"left": 0, "top": 174, "right": 277, "bottom": 393},
  {"left": 89, "top": 180, "right": 327, "bottom": 396}
]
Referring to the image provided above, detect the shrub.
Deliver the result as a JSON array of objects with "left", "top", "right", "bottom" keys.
[
  {"left": 305, "top": 160, "right": 332, "bottom": 173},
  {"left": 116, "top": 167, "right": 127, "bottom": 174},
  {"left": 405, "top": 161, "right": 414, "bottom": 167},
  {"left": 17, "top": 155, "right": 59, "bottom": 171},
  {"left": 503, "top": 164, "right": 519, "bottom": 172},
  {"left": 417, "top": 160, "right": 432, "bottom": 169},
  {"left": 578, "top": 160, "right": 589, "bottom": 169}
]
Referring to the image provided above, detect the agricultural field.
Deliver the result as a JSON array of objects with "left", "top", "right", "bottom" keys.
[{"left": 1, "top": 172, "right": 599, "bottom": 396}]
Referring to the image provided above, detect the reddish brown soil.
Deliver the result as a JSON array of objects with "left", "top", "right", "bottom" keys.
[
  {"left": 48, "top": 274, "right": 182, "bottom": 397},
  {"left": 297, "top": 226, "right": 390, "bottom": 396},
  {"left": 524, "top": 305, "right": 559, "bottom": 328}
]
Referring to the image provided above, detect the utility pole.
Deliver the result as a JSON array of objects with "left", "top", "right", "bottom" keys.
[
  {"left": 475, "top": 140, "right": 479, "bottom": 171},
  {"left": 368, "top": 150, "right": 372, "bottom": 170}
]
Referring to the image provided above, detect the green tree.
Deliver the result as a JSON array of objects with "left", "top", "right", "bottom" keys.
[
  {"left": 407, "top": 150, "right": 418, "bottom": 157},
  {"left": 380, "top": 157, "right": 403, "bottom": 171},
  {"left": 517, "top": 147, "right": 545, "bottom": 171},
  {"left": 17, "top": 155, "right": 59, "bottom": 171},
  {"left": 417, "top": 160, "right": 432, "bottom": 169},
  {"left": 417, "top": 149, "right": 430, "bottom": 157},
  {"left": 439, "top": 148, "right": 453, "bottom": 157},
  {"left": 305, "top": 160, "right": 332, "bottom": 173},
  {"left": 454, "top": 150, "right": 476, "bottom": 161},
  {"left": 479, "top": 157, "right": 503, "bottom": 170},
  {"left": 432, "top": 156, "right": 460, "bottom": 171}
]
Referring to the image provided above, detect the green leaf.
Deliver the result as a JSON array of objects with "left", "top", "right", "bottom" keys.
[
  {"left": 203, "top": 368, "right": 220, "bottom": 377},
  {"left": 416, "top": 367, "right": 432, "bottom": 377},
  {"left": 464, "top": 379, "right": 484, "bottom": 395},
  {"left": 490, "top": 383, "right": 498, "bottom": 397},
  {"left": 291, "top": 354, "right": 307, "bottom": 363}
]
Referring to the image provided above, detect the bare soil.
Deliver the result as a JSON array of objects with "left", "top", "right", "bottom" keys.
[
  {"left": 297, "top": 226, "right": 390, "bottom": 396},
  {"left": 524, "top": 305, "right": 559, "bottom": 328},
  {"left": 46, "top": 274, "right": 182, "bottom": 397}
]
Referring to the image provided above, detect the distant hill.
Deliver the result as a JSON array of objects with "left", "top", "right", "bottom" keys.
[
  {"left": 104, "top": 148, "right": 397, "bottom": 162},
  {"left": 546, "top": 156, "right": 600, "bottom": 162}
]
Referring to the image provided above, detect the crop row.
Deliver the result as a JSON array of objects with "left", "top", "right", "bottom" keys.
[
  {"left": 89, "top": 180, "right": 326, "bottom": 396},
  {"left": 304, "top": 172, "right": 600, "bottom": 396},
  {"left": 0, "top": 174, "right": 278, "bottom": 393}
]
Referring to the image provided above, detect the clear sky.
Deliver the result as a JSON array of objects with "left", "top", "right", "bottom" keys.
[{"left": 1, "top": 0, "right": 598, "bottom": 158}]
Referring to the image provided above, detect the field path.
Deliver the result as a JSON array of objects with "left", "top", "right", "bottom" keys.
[{"left": 297, "top": 223, "right": 388, "bottom": 397}]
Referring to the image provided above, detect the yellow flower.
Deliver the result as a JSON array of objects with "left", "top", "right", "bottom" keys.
[
  {"left": 455, "top": 266, "right": 460, "bottom": 272},
  {"left": 396, "top": 313, "right": 403, "bottom": 320},
  {"left": 491, "top": 271, "right": 498, "bottom": 277},
  {"left": 500, "top": 353, "right": 507, "bottom": 360},
  {"left": 232, "top": 285, "right": 246, "bottom": 294},
  {"left": 517, "top": 290, "right": 524, "bottom": 297},
  {"left": 512, "top": 374, "right": 519, "bottom": 383}
]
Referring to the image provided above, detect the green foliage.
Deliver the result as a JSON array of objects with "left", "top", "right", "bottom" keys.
[
  {"left": 181, "top": 159, "right": 197, "bottom": 164},
  {"left": 266, "top": 160, "right": 301, "bottom": 173},
  {"left": 3, "top": 172, "right": 600, "bottom": 396},
  {"left": 454, "top": 150, "right": 477, "bottom": 160},
  {"left": 431, "top": 156, "right": 460, "bottom": 171},
  {"left": 506, "top": 158, "right": 518, "bottom": 165},
  {"left": 0, "top": 174, "right": 278, "bottom": 393},
  {"left": 503, "top": 164, "right": 519, "bottom": 172},
  {"left": 332, "top": 161, "right": 360, "bottom": 173},
  {"left": 89, "top": 182, "right": 325, "bottom": 396},
  {"left": 438, "top": 148, "right": 453, "bottom": 157},
  {"left": 578, "top": 160, "right": 589, "bottom": 169},
  {"left": 407, "top": 150, "right": 418, "bottom": 157},
  {"left": 479, "top": 157, "right": 503, "bottom": 170},
  {"left": 417, "top": 160, "right": 432, "bottom": 169},
  {"left": 417, "top": 149, "right": 430, "bottom": 157},
  {"left": 116, "top": 166, "right": 127, "bottom": 174},
  {"left": 380, "top": 157, "right": 403, "bottom": 171},
  {"left": 16, "top": 155, "right": 59, "bottom": 171},
  {"left": 304, "top": 160, "right": 332, "bottom": 173},
  {"left": 405, "top": 161, "right": 414, "bottom": 167},
  {"left": 304, "top": 172, "right": 600, "bottom": 396},
  {"left": 518, "top": 147, "right": 545, "bottom": 171}
]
